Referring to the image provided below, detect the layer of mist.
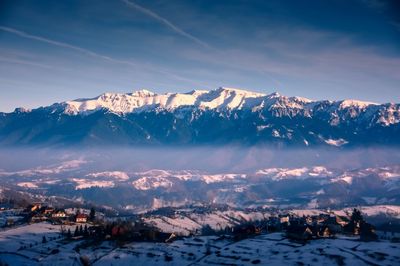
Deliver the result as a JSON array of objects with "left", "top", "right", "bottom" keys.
[{"left": 1, "top": 146, "right": 399, "bottom": 173}]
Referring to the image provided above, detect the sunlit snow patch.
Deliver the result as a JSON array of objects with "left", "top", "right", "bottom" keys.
[{"left": 325, "top": 138, "right": 349, "bottom": 146}]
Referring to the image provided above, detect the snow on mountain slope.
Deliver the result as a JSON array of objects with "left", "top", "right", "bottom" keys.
[
  {"left": 375, "top": 103, "right": 400, "bottom": 126},
  {"left": 132, "top": 176, "right": 173, "bottom": 190},
  {"left": 2, "top": 87, "right": 399, "bottom": 147},
  {"left": 331, "top": 166, "right": 400, "bottom": 186},
  {"left": 71, "top": 178, "right": 115, "bottom": 190},
  {"left": 255, "top": 166, "right": 334, "bottom": 180},
  {"left": 17, "top": 182, "right": 38, "bottom": 188},
  {"left": 338, "top": 205, "right": 400, "bottom": 219},
  {"left": 86, "top": 171, "right": 129, "bottom": 181},
  {"left": 2, "top": 160, "right": 400, "bottom": 209},
  {"left": 324, "top": 138, "right": 349, "bottom": 147},
  {"left": 338, "top": 99, "right": 377, "bottom": 109},
  {"left": 144, "top": 210, "right": 269, "bottom": 236},
  {"left": 200, "top": 174, "right": 245, "bottom": 184},
  {"left": 63, "top": 87, "right": 267, "bottom": 114},
  {"left": 60, "top": 87, "right": 319, "bottom": 115},
  {"left": 129, "top": 165, "right": 400, "bottom": 190},
  {"left": 52, "top": 87, "right": 400, "bottom": 128},
  {"left": 129, "top": 169, "right": 245, "bottom": 185}
]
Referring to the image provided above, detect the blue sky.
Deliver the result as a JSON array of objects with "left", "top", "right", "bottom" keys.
[{"left": 0, "top": 0, "right": 399, "bottom": 112}]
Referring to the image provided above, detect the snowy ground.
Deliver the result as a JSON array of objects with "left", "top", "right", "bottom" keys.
[
  {"left": 141, "top": 206, "right": 400, "bottom": 237},
  {"left": 90, "top": 234, "right": 400, "bottom": 266},
  {"left": 0, "top": 223, "right": 399, "bottom": 266},
  {"left": 143, "top": 210, "right": 269, "bottom": 236},
  {"left": 0, "top": 222, "right": 87, "bottom": 266}
]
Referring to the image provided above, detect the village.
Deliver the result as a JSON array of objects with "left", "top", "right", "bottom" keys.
[
  {"left": 1, "top": 200, "right": 400, "bottom": 265},
  {"left": 1, "top": 199, "right": 396, "bottom": 245},
  {"left": 0, "top": 201, "right": 93, "bottom": 226}
]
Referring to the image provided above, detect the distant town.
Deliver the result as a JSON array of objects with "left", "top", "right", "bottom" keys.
[
  {"left": 1, "top": 198, "right": 400, "bottom": 265},
  {"left": 1, "top": 198, "right": 399, "bottom": 243}
]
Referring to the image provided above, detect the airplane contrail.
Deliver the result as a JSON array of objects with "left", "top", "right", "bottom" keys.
[
  {"left": 0, "top": 26, "right": 211, "bottom": 87},
  {"left": 0, "top": 26, "right": 138, "bottom": 67},
  {"left": 121, "top": 0, "right": 210, "bottom": 49},
  {"left": 0, "top": 57, "right": 53, "bottom": 69}
]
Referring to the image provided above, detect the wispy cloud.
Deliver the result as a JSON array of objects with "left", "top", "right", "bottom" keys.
[
  {"left": 178, "top": 26, "right": 400, "bottom": 101},
  {"left": 121, "top": 0, "right": 210, "bottom": 48},
  {"left": 0, "top": 26, "right": 140, "bottom": 66},
  {"left": 0, "top": 57, "right": 53, "bottom": 69},
  {"left": 0, "top": 26, "right": 210, "bottom": 88}
]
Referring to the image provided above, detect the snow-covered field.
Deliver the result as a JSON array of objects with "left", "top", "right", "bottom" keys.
[
  {"left": 0, "top": 222, "right": 80, "bottom": 265},
  {"left": 1, "top": 223, "right": 399, "bottom": 266},
  {"left": 289, "top": 205, "right": 400, "bottom": 219},
  {"left": 143, "top": 210, "right": 269, "bottom": 236},
  {"left": 140, "top": 206, "right": 400, "bottom": 237}
]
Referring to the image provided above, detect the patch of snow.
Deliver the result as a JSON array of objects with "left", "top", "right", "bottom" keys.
[
  {"left": 87, "top": 171, "right": 129, "bottom": 181},
  {"left": 17, "top": 182, "right": 38, "bottom": 188},
  {"left": 71, "top": 178, "right": 114, "bottom": 190},
  {"left": 275, "top": 167, "right": 308, "bottom": 178},
  {"left": 201, "top": 174, "right": 242, "bottom": 184},
  {"left": 339, "top": 99, "right": 377, "bottom": 109},
  {"left": 324, "top": 138, "right": 349, "bottom": 146},
  {"left": 333, "top": 175, "right": 353, "bottom": 184},
  {"left": 132, "top": 176, "right": 173, "bottom": 190}
]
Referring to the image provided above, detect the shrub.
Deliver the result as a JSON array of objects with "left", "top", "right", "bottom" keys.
[{"left": 164, "top": 254, "right": 173, "bottom": 261}]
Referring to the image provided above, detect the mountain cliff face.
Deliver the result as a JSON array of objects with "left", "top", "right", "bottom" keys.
[{"left": 0, "top": 87, "right": 399, "bottom": 147}]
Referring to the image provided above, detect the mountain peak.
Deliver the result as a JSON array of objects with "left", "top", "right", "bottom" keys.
[
  {"left": 266, "top": 92, "right": 281, "bottom": 98},
  {"left": 217, "top": 87, "right": 266, "bottom": 97},
  {"left": 187, "top": 89, "right": 209, "bottom": 96},
  {"left": 131, "top": 89, "right": 155, "bottom": 97},
  {"left": 14, "top": 107, "right": 31, "bottom": 113},
  {"left": 338, "top": 99, "right": 378, "bottom": 109}
]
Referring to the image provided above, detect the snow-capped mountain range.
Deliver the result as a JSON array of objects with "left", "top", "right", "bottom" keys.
[
  {"left": 62, "top": 88, "right": 267, "bottom": 114},
  {"left": 1, "top": 87, "right": 399, "bottom": 146}
]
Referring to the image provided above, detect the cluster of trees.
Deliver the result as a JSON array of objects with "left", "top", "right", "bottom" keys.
[
  {"left": 344, "top": 209, "right": 377, "bottom": 241},
  {"left": 65, "top": 225, "right": 90, "bottom": 238}
]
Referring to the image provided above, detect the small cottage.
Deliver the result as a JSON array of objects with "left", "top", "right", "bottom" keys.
[
  {"left": 76, "top": 213, "right": 88, "bottom": 223},
  {"left": 52, "top": 210, "right": 67, "bottom": 218}
]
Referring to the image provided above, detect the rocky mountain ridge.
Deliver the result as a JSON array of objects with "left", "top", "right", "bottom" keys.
[{"left": 1, "top": 87, "right": 399, "bottom": 146}]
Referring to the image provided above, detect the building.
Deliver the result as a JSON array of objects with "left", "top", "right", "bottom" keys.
[
  {"left": 317, "top": 226, "right": 333, "bottom": 238},
  {"left": 280, "top": 215, "right": 290, "bottom": 224},
  {"left": 0, "top": 203, "right": 13, "bottom": 210},
  {"left": 30, "top": 214, "right": 47, "bottom": 223},
  {"left": 43, "top": 208, "right": 55, "bottom": 215},
  {"left": 30, "top": 203, "right": 42, "bottom": 212},
  {"left": 52, "top": 210, "right": 67, "bottom": 218},
  {"left": 76, "top": 213, "right": 88, "bottom": 223}
]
